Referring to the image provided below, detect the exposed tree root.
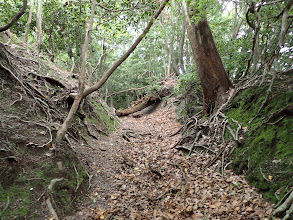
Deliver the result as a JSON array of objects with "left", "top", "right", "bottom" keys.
[
  {"left": 273, "top": 190, "right": 293, "bottom": 220},
  {"left": 174, "top": 86, "right": 248, "bottom": 171},
  {"left": 46, "top": 178, "right": 64, "bottom": 220}
]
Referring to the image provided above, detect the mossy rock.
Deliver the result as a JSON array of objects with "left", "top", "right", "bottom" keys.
[
  {"left": 226, "top": 77, "right": 293, "bottom": 204},
  {"left": 88, "top": 97, "right": 120, "bottom": 134}
]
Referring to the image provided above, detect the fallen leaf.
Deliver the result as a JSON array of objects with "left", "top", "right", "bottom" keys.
[
  {"left": 210, "top": 204, "right": 216, "bottom": 209},
  {"left": 246, "top": 207, "right": 253, "bottom": 212}
]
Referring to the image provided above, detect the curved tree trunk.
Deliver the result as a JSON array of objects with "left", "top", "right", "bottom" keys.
[
  {"left": 56, "top": 0, "right": 170, "bottom": 143},
  {"left": 0, "top": 0, "right": 27, "bottom": 32},
  {"left": 182, "top": 1, "right": 233, "bottom": 114}
]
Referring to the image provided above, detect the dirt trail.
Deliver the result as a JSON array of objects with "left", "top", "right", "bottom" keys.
[{"left": 69, "top": 101, "right": 274, "bottom": 219}]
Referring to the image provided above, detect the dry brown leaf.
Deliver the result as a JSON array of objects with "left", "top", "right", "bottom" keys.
[{"left": 246, "top": 206, "right": 253, "bottom": 212}]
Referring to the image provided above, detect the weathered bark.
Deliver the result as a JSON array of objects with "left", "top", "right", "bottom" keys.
[
  {"left": 182, "top": 1, "right": 233, "bottom": 114},
  {"left": 116, "top": 95, "right": 161, "bottom": 117},
  {"left": 0, "top": 0, "right": 27, "bottom": 32}
]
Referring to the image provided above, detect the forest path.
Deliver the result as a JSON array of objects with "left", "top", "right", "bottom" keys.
[{"left": 69, "top": 101, "right": 274, "bottom": 219}]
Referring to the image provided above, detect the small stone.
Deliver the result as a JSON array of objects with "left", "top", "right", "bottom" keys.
[{"left": 121, "top": 184, "right": 127, "bottom": 190}]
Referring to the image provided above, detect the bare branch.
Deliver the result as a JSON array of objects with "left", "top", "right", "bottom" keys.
[
  {"left": 0, "top": 0, "right": 28, "bottom": 32},
  {"left": 82, "top": 0, "right": 170, "bottom": 99}
]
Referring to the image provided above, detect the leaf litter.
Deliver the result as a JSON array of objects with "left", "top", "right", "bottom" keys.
[{"left": 79, "top": 100, "right": 275, "bottom": 219}]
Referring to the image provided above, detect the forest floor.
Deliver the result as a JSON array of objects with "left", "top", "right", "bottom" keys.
[{"left": 67, "top": 99, "right": 276, "bottom": 220}]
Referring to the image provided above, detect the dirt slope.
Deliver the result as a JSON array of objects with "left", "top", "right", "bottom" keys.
[{"left": 69, "top": 100, "right": 274, "bottom": 220}]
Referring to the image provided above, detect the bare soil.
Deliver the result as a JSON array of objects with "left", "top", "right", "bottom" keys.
[{"left": 67, "top": 100, "right": 274, "bottom": 220}]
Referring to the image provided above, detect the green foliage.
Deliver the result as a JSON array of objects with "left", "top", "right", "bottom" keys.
[
  {"left": 176, "top": 70, "right": 203, "bottom": 121},
  {"left": 0, "top": 0, "right": 29, "bottom": 36},
  {"left": 0, "top": 186, "right": 30, "bottom": 219},
  {"left": 189, "top": 0, "right": 221, "bottom": 22}
]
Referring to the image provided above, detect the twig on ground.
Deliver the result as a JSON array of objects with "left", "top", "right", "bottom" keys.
[
  {"left": 73, "top": 165, "right": 80, "bottom": 192},
  {"left": 224, "top": 161, "right": 233, "bottom": 171},
  {"left": 188, "top": 130, "right": 202, "bottom": 156},
  {"left": 169, "top": 125, "right": 184, "bottom": 137},
  {"left": 274, "top": 188, "right": 293, "bottom": 208},
  {"left": 259, "top": 166, "right": 271, "bottom": 182},
  {"left": 87, "top": 173, "right": 93, "bottom": 190},
  {"left": 48, "top": 178, "right": 64, "bottom": 191}
]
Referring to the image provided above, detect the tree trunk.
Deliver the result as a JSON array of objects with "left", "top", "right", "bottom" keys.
[
  {"left": 56, "top": 0, "right": 96, "bottom": 144},
  {"left": 178, "top": 19, "right": 186, "bottom": 74},
  {"left": 24, "top": 0, "right": 34, "bottom": 41},
  {"left": 35, "top": 0, "right": 43, "bottom": 47},
  {"left": 182, "top": 1, "right": 232, "bottom": 114}
]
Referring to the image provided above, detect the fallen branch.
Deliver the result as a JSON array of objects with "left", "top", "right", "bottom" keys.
[
  {"left": 116, "top": 95, "right": 161, "bottom": 116},
  {"left": 48, "top": 178, "right": 64, "bottom": 191},
  {"left": 46, "top": 198, "right": 59, "bottom": 220}
]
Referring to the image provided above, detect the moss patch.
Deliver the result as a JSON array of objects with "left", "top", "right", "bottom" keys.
[
  {"left": 226, "top": 83, "right": 293, "bottom": 203},
  {"left": 89, "top": 98, "right": 119, "bottom": 134},
  {"left": 0, "top": 148, "right": 89, "bottom": 219}
]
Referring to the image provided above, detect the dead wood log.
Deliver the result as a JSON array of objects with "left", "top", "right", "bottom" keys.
[
  {"left": 115, "top": 80, "right": 175, "bottom": 117},
  {"left": 116, "top": 95, "right": 161, "bottom": 116}
]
